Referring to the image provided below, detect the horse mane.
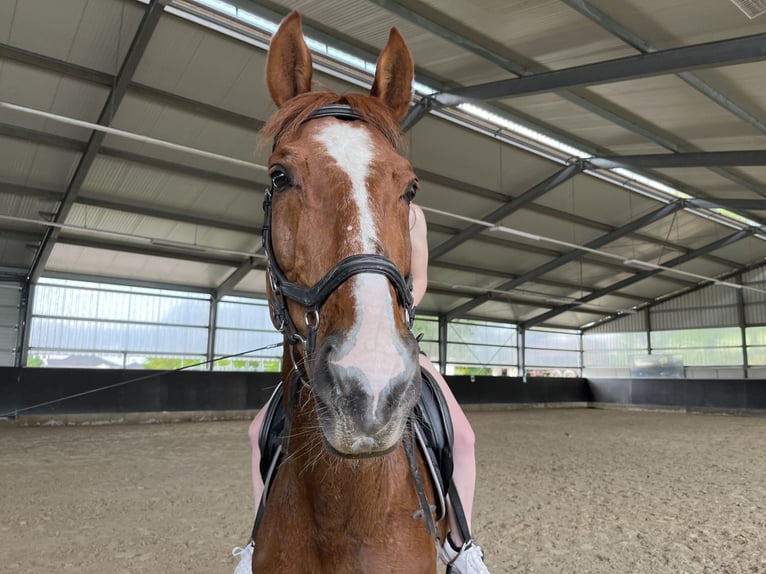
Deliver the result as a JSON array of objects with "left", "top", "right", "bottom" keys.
[{"left": 262, "top": 91, "right": 405, "bottom": 151}]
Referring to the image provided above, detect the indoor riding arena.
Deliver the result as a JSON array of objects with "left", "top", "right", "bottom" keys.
[{"left": 1, "top": 1, "right": 765, "bottom": 573}]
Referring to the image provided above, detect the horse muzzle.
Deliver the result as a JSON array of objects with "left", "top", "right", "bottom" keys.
[{"left": 313, "top": 333, "right": 421, "bottom": 457}]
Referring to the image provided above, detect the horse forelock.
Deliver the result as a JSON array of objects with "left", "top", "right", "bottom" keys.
[{"left": 262, "top": 91, "right": 405, "bottom": 151}]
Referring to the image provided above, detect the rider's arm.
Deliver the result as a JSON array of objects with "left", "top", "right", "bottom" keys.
[{"left": 409, "top": 204, "right": 429, "bottom": 307}]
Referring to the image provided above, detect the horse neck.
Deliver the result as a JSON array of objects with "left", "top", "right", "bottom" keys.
[{"left": 285, "top": 395, "right": 414, "bottom": 532}]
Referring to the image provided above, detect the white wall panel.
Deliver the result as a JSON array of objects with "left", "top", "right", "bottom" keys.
[{"left": 0, "top": 283, "right": 21, "bottom": 366}]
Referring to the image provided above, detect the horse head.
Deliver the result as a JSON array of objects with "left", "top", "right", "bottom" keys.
[{"left": 263, "top": 12, "right": 420, "bottom": 458}]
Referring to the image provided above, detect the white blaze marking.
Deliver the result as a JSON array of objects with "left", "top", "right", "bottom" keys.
[{"left": 314, "top": 122, "right": 406, "bottom": 413}]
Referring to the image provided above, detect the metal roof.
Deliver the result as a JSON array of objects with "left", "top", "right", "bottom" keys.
[{"left": 2, "top": 0, "right": 766, "bottom": 330}]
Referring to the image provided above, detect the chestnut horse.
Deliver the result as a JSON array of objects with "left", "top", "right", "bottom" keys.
[{"left": 253, "top": 11, "right": 447, "bottom": 574}]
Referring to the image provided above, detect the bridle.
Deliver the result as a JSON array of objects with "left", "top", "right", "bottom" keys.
[
  {"left": 262, "top": 104, "right": 416, "bottom": 393},
  {"left": 259, "top": 105, "right": 440, "bottom": 542}
]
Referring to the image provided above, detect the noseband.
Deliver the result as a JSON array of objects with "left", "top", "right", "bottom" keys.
[{"left": 263, "top": 104, "right": 415, "bottom": 383}]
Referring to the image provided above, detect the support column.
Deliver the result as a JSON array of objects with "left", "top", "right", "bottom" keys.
[
  {"left": 518, "top": 326, "right": 526, "bottom": 382},
  {"left": 438, "top": 313, "right": 448, "bottom": 375},
  {"left": 15, "top": 280, "right": 31, "bottom": 368},
  {"left": 736, "top": 274, "right": 749, "bottom": 378},
  {"left": 206, "top": 296, "right": 218, "bottom": 371}
]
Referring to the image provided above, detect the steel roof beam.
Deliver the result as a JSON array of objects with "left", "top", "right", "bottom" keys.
[
  {"left": 430, "top": 162, "right": 583, "bottom": 260},
  {"left": 588, "top": 150, "right": 766, "bottom": 169},
  {"left": 687, "top": 198, "right": 766, "bottom": 211},
  {"left": 430, "top": 32, "right": 766, "bottom": 106},
  {"left": 445, "top": 200, "right": 685, "bottom": 320},
  {"left": 522, "top": 228, "right": 752, "bottom": 328},
  {"left": 27, "top": 0, "right": 169, "bottom": 283}
]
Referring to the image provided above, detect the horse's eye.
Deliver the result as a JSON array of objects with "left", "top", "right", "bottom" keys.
[
  {"left": 270, "top": 167, "right": 291, "bottom": 192},
  {"left": 403, "top": 180, "right": 418, "bottom": 202}
]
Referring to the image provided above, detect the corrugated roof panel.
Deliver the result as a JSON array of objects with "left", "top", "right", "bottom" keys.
[
  {"left": 637, "top": 210, "right": 725, "bottom": 248},
  {"left": 443, "top": 239, "right": 553, "bottom": 276},
  {"left": 63, "top": 204, "right": 259, "bottom": 254},
  {"left": 692, "top": 62, "right": 766, "bottom": 141},
  {"left": 67, "top": 0, "right": 144, "bottom": 73},
  {"left": 544, "top": 260, "right": 633, "bottom": 289},
  {"left": 468, "top": 298, "right": 540, "bottom": 324},
  {"left": 0, "top": 1, "right": 14, "bottom": 42},
  {"left": 504, "top": 93, "right": 671, "bottom": 156},
  {"left": 586, "top": 75, "right": 762, "bottom": 151},
  {"left": 65, "top": 204, "right": 146, "bottom": 235},
  {"left": 0, "top": 136, "right": 38, "bottom": 183},
  {"left": 0, "top": 137, "right": 81, "bottom": 188},
  {"left": 502, "top": 209, "right": 605, "bottom": 246},
  {"left": 428, "top": 266, "right": 503, "bottom": 292},
  {"left": 133, "top": 12, "right": 275, "bottom": 119},
  {"left": 105, "top": 93, "right": 266, "bottom": 170},
  {"left": 7, "top": 0, "right": 143, "bottom": 73},
  {"left": 418, "top": 290, "right": 467, "bottom": 315},
  {"left": 26, "top": 147, "right": 81, "bottom": 189},
  {"left": 411, "top": 115, "right": 555, "bottom": 196},
  {"left": 130, "top": 11, "right": 206, "bottom": 91},
  {"left": 602, "top": 275, "right": 691, "bottom": 300},
  {"left": 0, "top": 191, "right": 59, "bottom": 220},
  {"left": 714, "top": 237, "right": 766, "bottom": 265},
  {"left": 0, "top": 62, "right": 72, "bottom": 127},
  {"left": 273, "top": 0, "right": 489, "bottom": 84},
  {"left": 538, "top": 174, "right": 665, "bottom": 228},
  {"left": 735, "top": 166, "right": 766, "bottom": 188},
  {"left": 419, "top": 0, "right": 637, "bottom": 69},
  {"left": 670, "top": 257, "right": 739, "bottom": 281},
  {"left": 7, "top": 0, "right": 86, "bottom": 61},
  {"left": 0, "top": 61, "right": 108, "bottom": 141},
  {"left": 82, "top": 155, "right": 261, "bottom": 227},
  {"left": 171, "top": 30, "right": 262, "bottom": 110},
  {"left": 47, "top": 243, "right": 235, "bottom": 289},
  {"left": 583, "top": 292, "right": 646, "bottom": 312},
  {"left": 651, "top": 168, "right": 749, "bottom": 200},
  {"left": 418, "top": 187, "right": 502, "bottom": 231},
  {"left": 599, "top": 0, "right": 766, "bottom": 49}
]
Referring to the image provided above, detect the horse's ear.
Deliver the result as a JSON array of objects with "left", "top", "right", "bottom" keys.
[
  {"left": 370, "top": 28, "right": 414, "bottom": 123},
  {"left": 267, "top": 11, "right": 313, "bottom": 107}
]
